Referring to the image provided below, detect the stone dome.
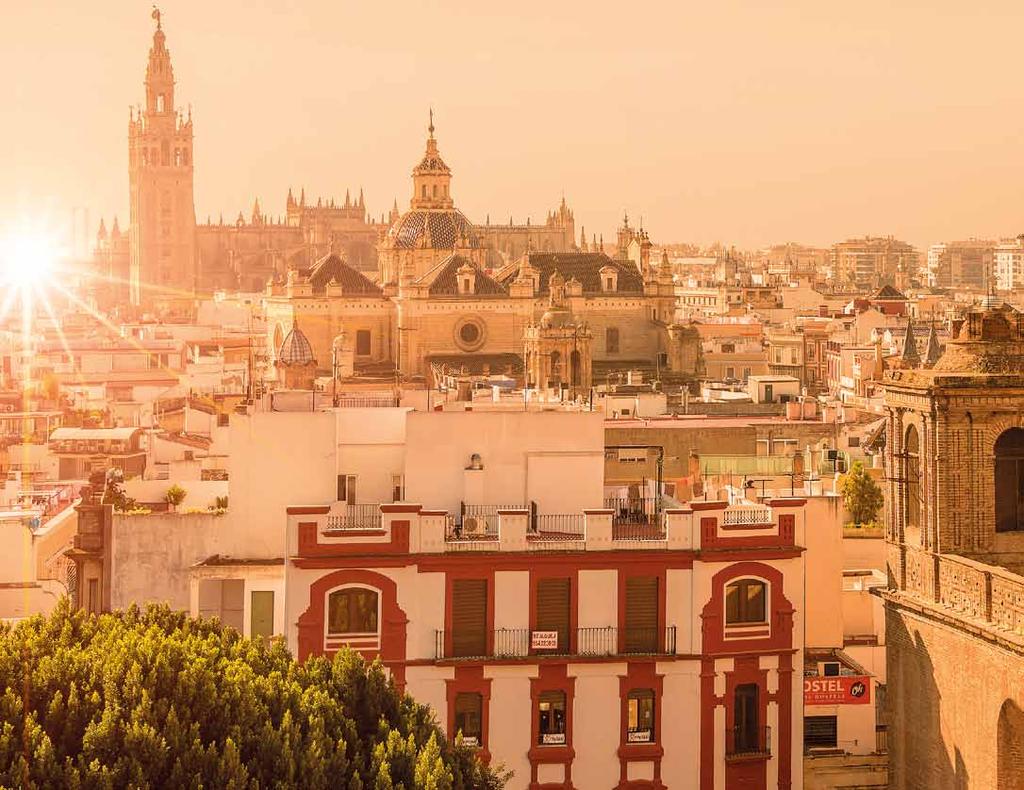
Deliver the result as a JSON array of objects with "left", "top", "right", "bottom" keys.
[
  {"left": 278, "top": 323, "right": 315, "bottom": 367},
  {"left": 387, "top": 209, "right": 479, "bottom": 250}
]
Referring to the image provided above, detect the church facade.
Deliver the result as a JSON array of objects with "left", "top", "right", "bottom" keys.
[{"left": 264, "top": 121, "right": 702, "bottom": 389}]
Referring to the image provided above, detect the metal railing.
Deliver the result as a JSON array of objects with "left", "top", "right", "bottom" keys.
[
  {"left": 875, "top": 725, "right": 888, "bottom": 754},
  {"left": 726, "top": 725, "right": 771, "bottom": 758},
  {"left": 325, "top": 504, "right": 382, "bottom": 531},
  {"left": 529, "top": 513, "right": 585, "bottom": 540},
  {"left": 605, "top": 497, "right": 659, "bottom": 526},
  {"left": 433, "top": 626, "right": 677, "bottom": 660}
]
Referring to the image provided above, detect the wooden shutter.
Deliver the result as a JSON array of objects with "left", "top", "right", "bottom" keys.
[
  {"left": 221, "top": 579, "right": 245, "bottom": 632},
  {"left": 624, "top": 576, "right": 659, "bottom": 652},
  {"left": 250, "top": 590, "right": 274, "bottom": 641},
  {"left": 452, "top": 579, "right": 487, "bottom": 657},
  {"left": 536, "top": 578, "right": 570, "bottom": 652}
]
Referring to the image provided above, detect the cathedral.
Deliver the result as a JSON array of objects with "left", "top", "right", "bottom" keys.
[{"left": 93, "top": 12, "right": 702, "bottom": 390}]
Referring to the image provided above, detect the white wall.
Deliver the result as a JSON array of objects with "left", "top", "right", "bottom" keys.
[{"left": 403, "top": 411, "right": 604, "bottom": 514}]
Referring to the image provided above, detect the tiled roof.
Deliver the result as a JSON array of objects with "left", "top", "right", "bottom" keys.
[
  {"left": 308, "top": 252, "right": 382, "bottom": 295},
  {"left": 387, "top": 209, "right": 479, "bottom": 250},
  {"left": 498, "top": 252, "right": 644, "bottom": 295},
  {"left": 419, "top": 254, "right": 507, "bottom": 297},
  {"left": 871, "top": 284, "right": 907, "bottom": 300}
]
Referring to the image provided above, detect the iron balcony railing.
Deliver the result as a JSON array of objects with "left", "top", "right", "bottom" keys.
[
  {"left": 726, "top": 725, "right": 772, "bottom": 758},
  {"left": 529, "top": 513, "right": 585, "bottom": 540},
  {"left": 433, "top": 626, "right": 677, "bottom": 660},
  {"left": 324, "top": 504, "right": 382, "bottom": 531}
]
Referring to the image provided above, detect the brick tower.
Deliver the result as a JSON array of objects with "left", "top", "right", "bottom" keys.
[{"left": 128, "top": 8, "right": 196, "bottom": 306}]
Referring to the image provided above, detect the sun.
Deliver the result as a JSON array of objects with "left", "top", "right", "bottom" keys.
[{"left": 0, "top": 230, "right": 59, "bottom": 291}]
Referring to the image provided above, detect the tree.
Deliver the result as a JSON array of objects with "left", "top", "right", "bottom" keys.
[
  {"left": 164, "top": 483, "right": 187, "bottom": 510},
  {"left": 0, "top": 601, "right": 508, "bottom": 789},
  {"left": 839, "top": 460, "right": 884, "bottom": 525}
]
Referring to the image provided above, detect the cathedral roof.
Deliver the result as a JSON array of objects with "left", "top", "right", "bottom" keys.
[
  {"left": 418, "top": 254, "right": 507, "bottom": 297},
  {"left": 278, "top": 323, "right": 315, "bottom": 367},
  {"left": 387, "top": 209, "right": 479, "bottom": 250},
  {"left": 498, "top": 252, "right": 644, "bottom": 295},
  {"left": 307, "top": 251, "right": 382, "bottom": 295}
]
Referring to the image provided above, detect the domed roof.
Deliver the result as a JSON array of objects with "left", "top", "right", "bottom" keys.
[
  {"left": 278, "top": 323, "right": 315, "bottom": 367},
  {"left": 387, "top": 209, "right": 479, "bottom": 250}
]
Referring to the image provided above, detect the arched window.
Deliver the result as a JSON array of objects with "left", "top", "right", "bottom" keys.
[
  {"left": 421, "top": 185, "right": 428, "bottom": 199},
  {"left": 725, "top": 578, "right": 766, "bottom": 624},
  {"left": 904, "top": 425, "right": 921, "bottom": 530},
  {"left": 432, "top": 184, "right": 438, "bottom": 198},
  {"left": 327, "top": 587, "right": 379, "bottom": 635},
  {"left": 997, "top": 699, "right": 1024, "bottom": 789},
  {"left": 995, "top": 428, "right": 1024, "bottom": 533},
  {"left": 160, "top": 140, "right": 170, "bottom": 167},
  {"left": 156, "top": 93, "right": 165, "bottom": 112}
]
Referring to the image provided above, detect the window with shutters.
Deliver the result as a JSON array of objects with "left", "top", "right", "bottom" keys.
[
  {"left": 534, "top": 577, "right": 571, "bottom": 653},
  {"left": 451, "top": 578, "right": 488, "bottom": 658},
  {"left": 337, "top": 474, "right": 356, "bottom": 503},
  {"left": 725, "top": 578, "right": 767, "bottom": 625},
  {"left": 626, "top": 689, "right": 655, "bottom": 743},
  {"left": 198, "top": 578, "right": 244, "bottom": 632},
  {"left": 327, "top": 587, "right": 379, "bottom": 636},
  {"left": 623, "top": 575, "right": 659, "bottom": 653},
  {"left": 732, "top": 683, "right": 760, "bottom": 754},
  {"left": 804, "top": 715, "right": 838, "bottom": 750},
  {"left": 538, "top": 690, "right": 567, "bottom": 745},
  {"left": 250, "top": 590, "right": 275, "bottom": 643},
  {"left": 454, "top": 692, "right": 483, "bottom": 747}
]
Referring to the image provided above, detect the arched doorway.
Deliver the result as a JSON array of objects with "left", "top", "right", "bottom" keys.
[
  {"left": 904, "top": 425, "right": 921, "bottom": 529},
  {"left": 998, "top": 699, "right": 1024, "bottom": 789}
]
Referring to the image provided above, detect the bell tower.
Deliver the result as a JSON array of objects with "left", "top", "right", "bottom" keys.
[
  {"left": 128, "top": 8, "right": 196, "bottom": 305},
  {"left": 410, "top": 111, "right": 454, "bottom": 210}
]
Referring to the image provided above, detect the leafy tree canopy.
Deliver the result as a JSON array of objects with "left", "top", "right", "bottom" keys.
[
  {"left": 0, "top": 601, "right": 506, "bottom": 789},
  {"left": 838, "top": 459, "right": 885, "bottom": 526}
]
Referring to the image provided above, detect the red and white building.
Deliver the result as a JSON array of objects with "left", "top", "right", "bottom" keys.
[{"left": 279, "top": 410, "right": 807, "bottom": 789}]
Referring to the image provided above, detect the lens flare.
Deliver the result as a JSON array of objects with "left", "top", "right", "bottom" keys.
[{"left": 0, "top": 230, "right": 59, "bottom": 291}]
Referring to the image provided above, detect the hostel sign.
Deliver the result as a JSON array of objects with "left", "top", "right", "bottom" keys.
[{"left": 804, "top": 676, "right": 871, "bottom": 705}]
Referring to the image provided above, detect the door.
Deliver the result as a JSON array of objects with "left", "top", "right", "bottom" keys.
[{"left": 250, "top": 590, "right": 275, "bottom": 642}]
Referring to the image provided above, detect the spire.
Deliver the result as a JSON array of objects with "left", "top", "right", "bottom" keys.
[
  {"left": 251, "top": 198, "right": 262, "bottom": 224},
  {"left": 358, "top": 187, "right": 365, "bottom": 209},
  {"left": 111, "top": 216, "right": 121, "bottom": 238},
  {"left": 145, "top": 6, "right": 174, "bottom": 115},
  {"left": 593, "top": 234, "right": 598, "bottom": 252},
  {"left": 287, "top": 187, "right": 294, "bottom": 208},
  {"left": 924, "top": 321, "right": 943, "bottom": 368},
  {"left": 344, "top": 188, "right": 351, "bottom": 208},
  {"left": 300, "top": 187, "right": 306, "bottom": 207},
  {"left": 901, "top": 317, "right": 921, "bottom": 367},
  {"left": 580, "top": 226, "right": 587, "bottom": 251},
  {"left": 429, "top": 107, "right": 435, "bottom": 139},
  {"left": 97, "top": 218, "right": 107, "bottom": 240}
]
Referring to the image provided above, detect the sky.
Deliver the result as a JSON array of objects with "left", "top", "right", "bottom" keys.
[{"left": 2, "top": 1, "right": 1024, "bottom": 252}]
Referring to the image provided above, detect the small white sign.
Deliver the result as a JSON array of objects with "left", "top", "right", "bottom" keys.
[
  {"left": 627, "top": 730, "right": 652, "bottom": 743},
  {"left": 531, "top": 630, "right": 559, "bottom": 650},
  {"left": 542, "top": 732, "right": 566, "bottom": 745},
  {"left": 461, "top": 736, "right": 479, "bottom": 747}
]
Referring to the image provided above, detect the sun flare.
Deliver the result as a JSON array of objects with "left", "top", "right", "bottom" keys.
[{"left": 0, "top": 230, "right": 59, "bottom": 291}]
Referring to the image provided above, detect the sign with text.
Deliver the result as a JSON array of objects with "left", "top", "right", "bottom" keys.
[
  {"left": 531, "top": 631, "right": 559, "bottom": 650},
  {"left": 804, "top": 675, "right": 871, "bottom": 705}
]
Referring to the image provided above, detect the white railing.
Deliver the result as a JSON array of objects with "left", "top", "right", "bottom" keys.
[
  {"left": 723, "top": 507, "right": 774, "bottom": 526},
  {"left": 325, "top": 504, "right": 382, "bottom": 531}
]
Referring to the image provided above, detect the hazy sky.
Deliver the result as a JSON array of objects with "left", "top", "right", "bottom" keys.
[{"left": 3, "top": 1, "right": 1024, "bottom": 251}]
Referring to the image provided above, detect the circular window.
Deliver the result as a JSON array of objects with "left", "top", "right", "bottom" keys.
[{"left": 454, "top": 317, "right": 486, "bottom": 351}]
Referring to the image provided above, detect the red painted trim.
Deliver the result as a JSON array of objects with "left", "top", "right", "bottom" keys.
[
  {"left": 691, "top": 501, "right": 728, "bottom": 511},
  {"left": 765, "top": 499, "right": 806, "bottom": 508},
  {"left": 420, "top": 510, "right": 448, "bottom": 516},
  {"left": 297, "top": 519, "right": 411, "bottom": 557},
  {"left": 295, "top": 569, "right": 408, "bottom": 689},
  {"left": 583, "top": 508, "right": 615, "bottom": 515},
  {"left": 723, "top": 656, "right": 769, "bottom": 790},
  {"left": 417, "top": 553, "right": 694, "bottom": 572},
  {"left": 287, "top": 505, "right": 330, "bottom": 515},
  {"left": 528, "top": 663, "right": 577, "bottom": 790},
  {"left": 497, "top": 508, "right": 530, "bottom": 516},
  {"left": 380, "top": 503, "right": 422, "bottom": 514},
  {"left": 699, "top": 548, "right": 803, "bottom": 562},
  {"left": 616, "top": 661, "right": 666, "bottom": 790},
  {"left": 719, "top": 522, "right": 775, "bottom": 532},
  {"left": 446, "top": 665, "right": 492, "bottom": 763},
  {"left": 701, "top": 562, "right": 794, "bottom": 655},
  {"left": 777, "top": 651, "right": 793, "bottom": 790},
  {"left": 324, "top": 529, "right": 385, "bottom": 538},
  {"left": 699, "top": 657, "right": 716, "bottom": 790}
]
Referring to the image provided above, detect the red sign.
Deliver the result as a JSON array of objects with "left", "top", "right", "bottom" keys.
[{"left": 804, "top": 676, "right": 871, "bottom": 705}]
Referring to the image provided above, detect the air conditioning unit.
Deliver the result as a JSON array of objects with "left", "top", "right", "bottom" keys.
[
  {"left": 463, "top": 516, "right": 481, "bottom": 534},
  {"left": 819, "top": 661, "right": 841, "bottom": 677}
]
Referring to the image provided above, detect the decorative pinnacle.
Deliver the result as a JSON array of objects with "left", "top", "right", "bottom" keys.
[
  {"left": 428, "top": 107, "right": 435, "bottom": 139},
  {"left": 151, "top": 5, "right": 162, "bottom": 31}
]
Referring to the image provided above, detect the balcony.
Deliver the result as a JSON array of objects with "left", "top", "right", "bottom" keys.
[
  {"left": 726, "top": 725, "right": 772, "bottom": 759},
  {"left": 605, "top": 497, "right": 667, "bottom": 540},
  {"left": 324, "top": 504, "right": 382, "bottom": 532},
  {"left": 433, "top": 626, "right": 677, "bottom": 660},
  {"left": 722, "top": 507, "right": 774, "bottom": 526}
]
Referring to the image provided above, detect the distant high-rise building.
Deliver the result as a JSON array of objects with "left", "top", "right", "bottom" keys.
[
  {"left": 127, "top": 11, "right": 196, "bottom": 305},
  {"left": 994, "top": 235, "right": 1024, "bottom": 292},
  {"left": 831, "top": 237, "right": 919, "bottom": 292},
  {"left": 925, "top": 239, "right": 994, "bottom": 290}
]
